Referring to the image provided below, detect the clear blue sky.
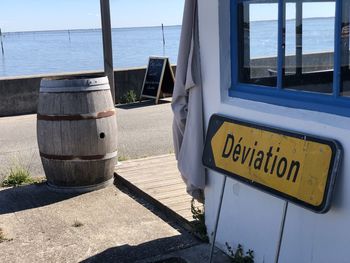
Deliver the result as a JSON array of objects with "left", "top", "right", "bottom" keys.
[
  {"left": 250, "top": 2, "right": 335, "bottom": 21},
  {"left": 0, "top": 0, "right": 185, "bottom": 32},
  {"left": 0, "top": 1, "right": 335, "bottom": 32}
]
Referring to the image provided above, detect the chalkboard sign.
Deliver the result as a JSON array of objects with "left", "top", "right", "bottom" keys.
[{"left": 140, "top": 57, "right": 175, "bottom": 104}]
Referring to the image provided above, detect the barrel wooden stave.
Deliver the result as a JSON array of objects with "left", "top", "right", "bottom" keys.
[
  {"left": 41, "top": 158, "right": 115, "bottom": 187},
  {"left": 37, "top": 90, "right": 114, "bottom": 116},
  {"left": 37, "top": 77, "right": 117, "bottom": 189},
  {"left": 37, "top": 116, "right": 117, "bottom": 157}
]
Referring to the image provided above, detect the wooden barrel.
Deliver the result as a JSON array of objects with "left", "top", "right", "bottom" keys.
[{"left": 37, "top": 76, "right": 117, "bottom": 192}]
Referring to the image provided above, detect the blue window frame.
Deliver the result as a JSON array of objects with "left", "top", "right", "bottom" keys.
[{"left": 229, "top": 0, "right": 350, "bottom": 117}]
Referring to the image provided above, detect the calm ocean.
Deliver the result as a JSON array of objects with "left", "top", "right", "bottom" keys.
[
  {"left": 0, "top": 18, "right": 335, "bottom": 77},
  {"left": 0, "top": 26, "right": 181, "bottom": 77},
  {"left": 250, "top": 17, "right": 334, "bottom": 58}
]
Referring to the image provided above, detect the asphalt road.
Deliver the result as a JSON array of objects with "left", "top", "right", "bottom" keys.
[{"left": 0, "top": 99, "right": 174, "bottom": 181}]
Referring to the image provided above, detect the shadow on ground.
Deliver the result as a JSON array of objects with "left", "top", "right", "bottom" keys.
[
  {"left": 0, "top": 183, "right": 79, "bottom": 215},
  {"left": 116, "top": 99, "right": 170, "bottom": 110},
  {"left": 113, "top": 177, "right": 193, "bottom": 235},
  {"left": 80, "top": 235, "right": 193, "bottom": 263}
]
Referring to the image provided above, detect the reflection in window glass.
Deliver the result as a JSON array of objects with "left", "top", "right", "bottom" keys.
[
  {"left": 283, "top": 1, "right": 335, "bottom": 94},
  {"left": 341, "top": 0, "right": 350, "bottom": 96},
  {"left": 238, "top": 1, "right": 278, "bottom": 87},
  {"left": 285, "top": 3, "right": 297, "bottom": 75}
]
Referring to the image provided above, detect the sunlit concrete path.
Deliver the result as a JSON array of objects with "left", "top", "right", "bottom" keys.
[
  {"left": 0, "top": 184, "right": 195, "bottom": 262},
  {"left": 0, "top": 181, "right": 232, "bottom": 263}
]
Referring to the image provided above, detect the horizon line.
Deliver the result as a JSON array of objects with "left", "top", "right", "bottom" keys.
[
  {"left": 250, "top": 16, "right": 334, "bottom": 22},
  {"left": 1, "top": 24, "right": 182, "bottom": 34}
]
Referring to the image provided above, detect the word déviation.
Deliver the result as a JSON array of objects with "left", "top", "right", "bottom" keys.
[{"left": 221, "top": 133, "right": 301, "bottom": 182}]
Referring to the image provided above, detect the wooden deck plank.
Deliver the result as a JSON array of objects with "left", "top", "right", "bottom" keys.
[
  {"left": 124, "top": 174, "right": 182, "bottom": 185},
  {"left": 141, "top": 183, "right": 187, "bottom": 194},
  {"left": 163, "top": 198, "right": 193, "bottom": 206},
  {"left": 115, "top": 167, "right": 178, "bottom": 177},
  {"left": 122, "top": 171, "right": 182, "bottom": 183},
  {"left": 120, "top": 154, "right": 176, "bottom": 163},
  {"left": 115, "top": 154, "right": 194, "bottom": 224},
  {"left": 151, "top": 187, "right": 187, "bottom": 195},
  {"left": 163, "top": 202, "right": 191, "bottom": 212},
  {"left": 117, "top": 156, "right": 176, "bottom": 167},
  {"left": 152, "top": 190, "right": 189, "bottom": 200},
  {"left": 132, "top": 178, "right": 184, "bottom": 189},
  {"left": 158, "top": 196, "right": 192, "bottom": 204}
]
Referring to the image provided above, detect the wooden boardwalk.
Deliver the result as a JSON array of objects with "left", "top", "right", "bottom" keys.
[{"left": 114, "top": 154, "right": 194, "bottom": 223}]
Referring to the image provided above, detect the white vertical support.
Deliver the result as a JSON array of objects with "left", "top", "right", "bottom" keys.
[
  {"left": 274, "top": 201, "right": 288, "bottom": 263},
  {"left": 100, "top": 0, "right": 115, "bottom": 104},
  {"left": 209, "top": 175, "right": 227, "bottom": 263}
]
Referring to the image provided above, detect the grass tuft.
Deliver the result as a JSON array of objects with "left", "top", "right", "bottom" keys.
[
  {"left": 118, "top": 155, "right": 128, "bottom": 162},
  {"left": 191, "top": 198, "right": 208, "bottom": 242},
  {"left": 120, "top": 90, "right": 137, "bottom": 104},
  {"left": 0, "top": 228, "right": 12, "bottom": 243},
  {"left": 1, "top": 166, "right": 35, "bottom": 187},
  {"left": 226, "top": 243, "right": 254, "bottom": 263}
]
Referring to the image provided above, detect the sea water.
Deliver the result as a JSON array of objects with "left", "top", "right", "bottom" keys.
[
  {"left": 250, "top": 17, "right": 334, "bottom": 58},
  {"left": 0, "top": 26, "right": 181, "bottom": 77},
  {"left": 0, "top": 18, "right": 336, "bottom": 78}
]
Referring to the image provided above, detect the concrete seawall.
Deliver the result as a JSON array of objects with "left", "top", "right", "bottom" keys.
[{"left": 0, "top": 66, "right": 176, "bottom": 117}]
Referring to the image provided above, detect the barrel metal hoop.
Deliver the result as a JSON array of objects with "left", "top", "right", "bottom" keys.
[
  {"left": 46, "top": 178, "right": 114, "bottom": 194},
  {"left": 40, "top": 150, "right": 118, "bottom": 161},
  {"left": 39, "top": 84, "right": 111, "bottom": 93},
  {"left": 37, "top": 109, "right": 116, "bottom": 121}
]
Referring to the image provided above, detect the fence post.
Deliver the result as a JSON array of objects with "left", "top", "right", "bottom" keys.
[{"left": 100, "top": 0, "right": 116, "bottom": 104}]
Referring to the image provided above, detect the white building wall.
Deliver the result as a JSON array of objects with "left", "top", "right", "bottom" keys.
[{"left": 199, "top": 0, "right": 350, "bottom": 262}]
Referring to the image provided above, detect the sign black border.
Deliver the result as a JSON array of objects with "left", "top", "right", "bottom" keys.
[
  {"left": 140, "top": 56, "right": 166, "bottom": 103},
  {"left": 140, "top": 56, "right": 174, "bottom": 104},
  {"left": 202, "top": 114, "right": 343, "bottom": 213}
]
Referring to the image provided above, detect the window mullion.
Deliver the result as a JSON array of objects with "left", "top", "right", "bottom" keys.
[
  {"left": 296, "top": 0, "right": 303, "bottom": 77},
  {"left": 277, "top": 0, "right": 285, "bottom": 90},
  {"left": 333, "top": 0, "right": 342, "bottom": 98},
  {"left": 232, "top": 0, "right": 238, "bottom": 87}
]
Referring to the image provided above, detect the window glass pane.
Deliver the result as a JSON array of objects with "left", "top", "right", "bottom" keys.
[
  {"left": 341, "top": 0, "right": 350, "bottom": 96},
  {"left": 283, "top": 1, "right": 335, "bottom": 94},
  {"left": 238, "top": 0, "right": 278, "bottom": 87},
  {"left": 285, "top": 3, "right": 297, "bottom": 75}
]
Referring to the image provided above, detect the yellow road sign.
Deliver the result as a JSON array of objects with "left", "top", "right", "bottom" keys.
[{"left": 203, "top": 115, "right": 342, "bottom": 213}]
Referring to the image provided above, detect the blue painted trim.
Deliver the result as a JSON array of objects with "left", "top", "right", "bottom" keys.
[
  {"left": 229, "top": 83, "right": 350, "bottom": 117},
  {"left": 231, "top": 0, "right": 238, "bottom": 87},
  {"left": 229, "top": 0, "right": 350, "bottom": 118},
  {"left": 333, "top": 0, "right": 342, "bottom": 98},
  {"left": 277, "top": 0, "right": 284, "bottom": 89}
]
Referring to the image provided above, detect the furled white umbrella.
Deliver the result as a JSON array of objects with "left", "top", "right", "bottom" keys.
[{"left": 172, "top": 0, "right": 205, "bottom": 202}]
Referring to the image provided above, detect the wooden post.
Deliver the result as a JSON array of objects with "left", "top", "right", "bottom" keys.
[
  {"left": 162, "top": 24, "right": 165, "bottom": 56},
  {"left": 0, "top": 28, "right": 4, "bottom": 56},
  {"left": 162, "top": 23, "right": 166, "bottom": 46},
  {"left": 100, "top": 0, "right": 116, "bottom": 104}
]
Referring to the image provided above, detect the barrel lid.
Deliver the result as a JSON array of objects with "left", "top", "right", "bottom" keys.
[{"left": 40, "top": 76, "right": 110, "bottom": 93}]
